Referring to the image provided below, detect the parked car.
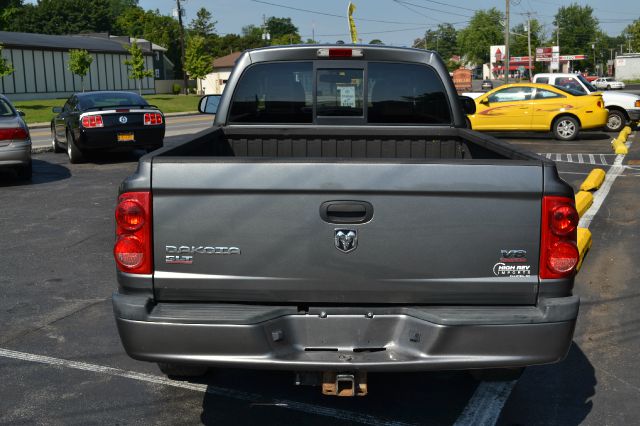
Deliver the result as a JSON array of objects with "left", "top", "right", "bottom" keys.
[
  {"left": 50, "top": 91, "right": 165, "bottom": 163},
  {"left": 481, "top": 79, "right": 493, "bottom": 90},
  {"left": 593, "top": 77, "right": 625, "bottom": 90},
  {"left": 112, "top": 45, "right": 581, "bottom": 390},
  {"left": 533, "top": 73, "right": 640, "bottom": 132},
  {"left": 0, "top": 94, "right": 31, "bottom": 180},
  {"left": 467, "top": 83, "right": 608, "bottom": 141}
]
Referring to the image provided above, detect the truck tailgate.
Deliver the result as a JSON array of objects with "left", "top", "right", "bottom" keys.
[{"left": 151, "top": 160, "right": 542, "bottom": 305}]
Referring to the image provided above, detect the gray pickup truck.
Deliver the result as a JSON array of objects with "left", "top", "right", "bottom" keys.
[{"left": 112, "top": 45, "right": 580, "bottom": 394}]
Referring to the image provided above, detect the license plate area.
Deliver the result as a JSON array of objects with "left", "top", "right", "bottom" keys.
[{"left": 117, "top": 132, "right": 135, "bottom": 142}]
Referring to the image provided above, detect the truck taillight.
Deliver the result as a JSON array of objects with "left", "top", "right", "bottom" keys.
[
  {"left": 540, "top": 196, "right": 579, "bottom": 279},
  {"left": 144, "top": 113, "right": 163, "bottom": 125},
  {"left": 114, "top": 192, "right": 152, "bottom": 274},
  {"left": 0, "top": 127, "right": 28, "bottom": 140},
  {"left": 81, "top": 115, "right": 104, "bottom": 128}
]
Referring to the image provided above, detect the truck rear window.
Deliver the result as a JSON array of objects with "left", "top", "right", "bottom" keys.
[
  {"left": 229, "top": 62, "right": 313, "bottom": 124},
  {"left": 228, "top": 61, "right": 451, "bottom": 125},
  {"left": 368, "top": 62, "right": 451, "bottom": 124}
]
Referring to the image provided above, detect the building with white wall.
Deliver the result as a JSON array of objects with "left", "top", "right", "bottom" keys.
[
  {"left": 615, "top": 54, "right": 640, "bottom": 81},
  {"left": 201, "top": 51, "right": 242, "bottom": 95},
  {"left": 0, "top": 31, "right": 159, "bottom": 101}
]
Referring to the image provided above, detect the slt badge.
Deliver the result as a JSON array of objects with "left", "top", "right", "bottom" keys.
[{"left": 335, "top": 229, "right": 357, "bottom": 253}]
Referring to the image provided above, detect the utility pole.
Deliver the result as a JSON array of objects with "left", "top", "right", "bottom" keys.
[
  {"left": 504, "top": 0, "right": 510, "bottom": 83},
  {"left": 629, "top": 36, "right": 632, "bottom": 54},
  {"left": 175, "top": 0, "right": 187, "bottom": 95},
  {"left": 525, "top": 13, "right": 532, "bottom": 79},
  {"left": 261, "top": 14, "right": 271, "bottom": 45}
]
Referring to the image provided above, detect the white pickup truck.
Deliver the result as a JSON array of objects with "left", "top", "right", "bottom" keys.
[{"left": 533, "top": 73, "right": 640, "bottom": 132}]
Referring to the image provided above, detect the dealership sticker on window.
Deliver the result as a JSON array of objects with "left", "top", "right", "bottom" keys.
[{"left": 338, "top": 86, "right": 356, "bottom": 107}]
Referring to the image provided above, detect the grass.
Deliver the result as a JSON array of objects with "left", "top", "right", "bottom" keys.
[{"left": 14, "top": 94, "right": 200, "bottom": 125}]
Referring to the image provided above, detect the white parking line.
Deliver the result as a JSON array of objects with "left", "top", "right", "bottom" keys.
[{"left": 0, "top": 348, "right": 413, "bottom": 426}]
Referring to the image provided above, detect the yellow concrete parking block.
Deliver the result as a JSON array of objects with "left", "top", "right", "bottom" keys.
[
  {"left": 612, "top": 138, "right": 629, "bottom": 154},
  {"left": 575, "top": 191, "right": 593, "bottom": 218},
  {"left": 579, "top": 168, "right": 606, "bottom": 191},
  {"left": 576, "top": 227, "right": 592, "bottom": 272},
  {"left": 618, "top": 131, "right": 628, "bottom": 142}
]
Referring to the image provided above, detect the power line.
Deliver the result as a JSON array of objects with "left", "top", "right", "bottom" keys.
[
  {"left": 250, "top": 0, "right": 429, "bottom": 26},
  {"left": 393, "top": 0, "right": 474, "bottom": 18}
]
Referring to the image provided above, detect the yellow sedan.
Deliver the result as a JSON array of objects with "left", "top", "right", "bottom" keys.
[{"left": 467, "top": 83, "right": 608, "bottom": 141}]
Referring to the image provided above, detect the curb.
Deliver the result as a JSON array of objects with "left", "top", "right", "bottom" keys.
[{"left": 26, "top": 111, "right": 201, "bottom": 130}]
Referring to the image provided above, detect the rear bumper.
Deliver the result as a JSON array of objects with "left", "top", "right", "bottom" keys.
[
  {"left": 627, "top": 109, "right": 640, "bottom": 121},
  {"left": 113, "top": 294, "right": 579, "bottom": 371},
  {"left": 0, "top": 142, "right": 31, "bottom": 167},
  {"left": 581, "top": 110, "right": 609, "bottom": 130},
  {"left": 78, "top": 127, "right": 165, "bottom": 151}
]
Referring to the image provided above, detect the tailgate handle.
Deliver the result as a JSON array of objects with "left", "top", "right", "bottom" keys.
[{"left": 320, "top": 201, "right": 373, "bottom": 224}]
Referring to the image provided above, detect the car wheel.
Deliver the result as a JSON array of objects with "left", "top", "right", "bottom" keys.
[
  {"left": 157, "top": 363, "right": 208, "bottom": 378},
  {"left": 606, "top": 110, "right": 626, "bottom": 132},
  {"left": 553, "top": 116, "right": 579, "bottom": 141},
  {"left": 66, "top": 129, "right": 84, "bottom": 164},
  {"left": 16, "top": 161, "right": 32, "bottom": 181},
  {"left": 470, "top": 367, "right": 524, "bottom": 382},
  {"left": 51, "top": 129, "right": 64, "bottom": 153},
  {"left": 606, "top": 85, "right": 611, "bottom": 90}
]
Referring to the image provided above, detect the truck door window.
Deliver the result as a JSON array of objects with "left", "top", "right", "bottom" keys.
[
  {"left": 534, "top": 88, "right": 564, "bottom": 99},
  {"left": 367, "top": 63, "right": 451, "bottom": 124},
  {"left": 555, "top": 77, "right": 587, "bottom": 94},
  {"left": 316, "top": 69, "right": 364, "bottom": 117},
  {"left": 229, "top": 62, "right": 312, "bottom": 123}
]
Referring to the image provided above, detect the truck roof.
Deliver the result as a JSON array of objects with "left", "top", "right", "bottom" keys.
[{"left": 239, "top": 44, "right": 439, "bottom": 65}]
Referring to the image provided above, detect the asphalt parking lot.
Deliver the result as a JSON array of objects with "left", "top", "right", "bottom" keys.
[{"left": 1, "top": 128, "right": 639, "bottom": 425}]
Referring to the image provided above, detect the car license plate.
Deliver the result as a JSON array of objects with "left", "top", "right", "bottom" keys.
[{"left": 117, "top": 133, "right": 134, "bottom": 142}]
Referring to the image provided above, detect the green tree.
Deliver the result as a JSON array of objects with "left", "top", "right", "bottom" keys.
[
  {"left": 68, "top": 49, "right": 93, "bottom": 92},
  {"left": 458, "top": 8, "right": 504, "bottom": 64},
  {"left": 414, "top": 23, "right": 458, "bottom": 61},
  {"left": 114, "top": 8, "right": 182, "bottom": 78},
  {"left": 189, "top": 7, "right": 216, "bottom": 37},
  {"left": 0, "top": 0, "right": 23, "bottom": 31},
  {"left": 552, "top": 4, "right": 600, "bottom": 71},
  {"left": 271, "top": 33, "right": 302, "bottom": 45},
  {"left": 623, "top": 19, "right": 640, "bottom": 54},
  {"left": 369, "top": 39, "right": 384, "bottom": 45},
  {"left": 8, "top": 0, "right": 114, "bottom": 34},
  {"left": 0, "top": 43, "right": 15, "bottom": 79},
  {"left": 184, "top": 35, "right": 212, "bottom": 94},
  {"left": 266, "top": 17, "right": 298, "bottom": 39},
  {"left": 124, "top": 41, "right": 153, "bottom": 95},
  {"left": 510, "top": 19, "right": 543, "bottom": 56}
]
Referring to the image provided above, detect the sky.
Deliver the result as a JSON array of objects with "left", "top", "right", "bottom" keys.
[{"left": 137, "top": 0, "right": 640, "bottom": 46}]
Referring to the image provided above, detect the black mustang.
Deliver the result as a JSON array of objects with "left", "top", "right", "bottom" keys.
[{"left": 51, "top": 91, "right": 165, "bottom": 163}]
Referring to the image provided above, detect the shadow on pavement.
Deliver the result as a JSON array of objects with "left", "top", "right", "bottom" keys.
[
  {"left": 497, "top": 343, "right": 595, "bottom": 426},
  {"left": 0, "top": 159, "right": 71, "bottom": 187},
  {"left": 82, "top": 149, "right": 149, "bottom": 165},
  {"left": 198, "top": 369, "right": 477, "bottom": 425}
]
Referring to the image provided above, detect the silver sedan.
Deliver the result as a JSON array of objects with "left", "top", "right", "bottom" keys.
[{"left": 0, "top": 94, "right": 31, "bottom": 180}]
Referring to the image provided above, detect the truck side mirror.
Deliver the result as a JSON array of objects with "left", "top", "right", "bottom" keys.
[
  {"left": 459, "top": 96, "right": 476, "bottom": 115},
  {"left": 198, "top": 95, "right": 221, "bottom": 115},
  {"left": 479, "top": 98, "right": 490, "bottom": 106}
]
